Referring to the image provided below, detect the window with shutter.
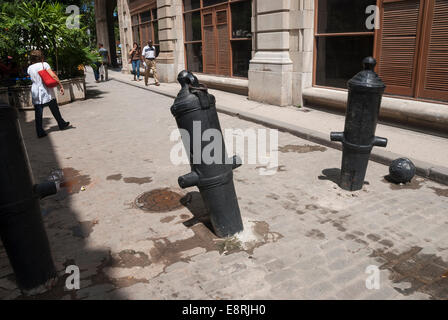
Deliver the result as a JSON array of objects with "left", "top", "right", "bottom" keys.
[
  {"left": 314, "top": 0, "right": 376, "bottom": 89},
  {"left": 139, "top": 23, "right": 152, "bottom": 44},
  {"left": 216, "top": 10, "right": 231, "bottom": 76},
  {"left": 182, "top": 0, "right": 251, "bottom": 78},
  {"left": 202, "top": 6, "right": 231, "bottom": 76},
  {"left": 376, "top": 0, "right": 424, "bottom": 97},
  {"left": 417, "top": 0, "right": 448, "bottom": 102},
  {"left": 203, "top": 12, "right": 217, "bottom": 74},
  {"left": 313, "top": 0, "right": 448, "bottom": 103}
]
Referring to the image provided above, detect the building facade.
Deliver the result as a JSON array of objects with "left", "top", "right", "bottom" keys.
[{"left": 116, "top": 0, "right": 448, "bottom": 112}]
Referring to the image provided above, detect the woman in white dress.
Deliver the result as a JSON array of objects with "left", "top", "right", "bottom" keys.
[{"left": 27, "top": 50, "right": 70, "bottom": 138}]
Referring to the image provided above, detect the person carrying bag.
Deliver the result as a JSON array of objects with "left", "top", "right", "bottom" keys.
[
  {"left": 37, "top": 62, "right": 59, "bottom": 88},
  {"left": 27, "top": 50, "right": 70, "bottom": 138}
]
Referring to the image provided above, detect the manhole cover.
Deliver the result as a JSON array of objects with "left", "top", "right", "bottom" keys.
[{"left": 135, "top": 188, "right": 184, "bottom": 212}]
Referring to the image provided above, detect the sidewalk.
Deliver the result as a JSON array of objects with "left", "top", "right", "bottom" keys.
[{"left": 109, "top": 69, "right": 448, "bottom": 185}]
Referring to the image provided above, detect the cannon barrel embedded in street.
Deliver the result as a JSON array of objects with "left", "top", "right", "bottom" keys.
[
  {"left": 330, "top": 57, "right": 388, "bottom": 191},
  {"left": 171, "top": 71, "right": 244, "bottom": 238},
  {"left": 0, "top": 103, "right": 57, "bottom": 292}
]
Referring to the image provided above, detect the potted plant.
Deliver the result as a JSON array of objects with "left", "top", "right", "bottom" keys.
[{"left": 0, "top": 1, "right": 100, "bottom": 109}]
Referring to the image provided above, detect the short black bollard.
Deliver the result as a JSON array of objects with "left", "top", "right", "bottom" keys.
[
  {"left": 0, "top": 103, "right": 58, "bottom": 293},
  {"left": 171, "top": 71, "right": 244, "bottom": 238},
  {"left": 330, "top": 57, "right": 388, "bottom": 191}
]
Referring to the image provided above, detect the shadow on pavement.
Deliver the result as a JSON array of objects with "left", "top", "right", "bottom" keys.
[
  {"left": 180, "top": 191, "right": 213, "bottom": 231},
  {"left": 85, "top": 86, "right": 106, "bottom": 100},
  {"left": 318, "top": 168, "right": 341, "bottom": 186},
  {"left": 44, "top": 124, "right": 76, "bottom": 135},
  {"left": 318, "top": 168, "right": 370, "bottom": 187},
  {"left": 0, "top": 113, "right": 126, "bottom": 300}
]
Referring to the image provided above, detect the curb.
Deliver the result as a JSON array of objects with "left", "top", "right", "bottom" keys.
[
  {"left": 303, "top": 87, "right": 448, "bottom": 134},
  {"left": 112, "top": 77, "right": 177, "bottom": 100},
  {"left": 111, "top": 77, "right": 448, "bottom": 186}
]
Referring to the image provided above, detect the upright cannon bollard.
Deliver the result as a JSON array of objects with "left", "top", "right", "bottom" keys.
[
  {"left": 0, "top": 103, "right": 58, "bottom": 293},
  {"left": 330, "top": 57, "right": 388, "bottom": 191},
  {"left": 171, "top": 71, "right": 244, "bottom": 238}
]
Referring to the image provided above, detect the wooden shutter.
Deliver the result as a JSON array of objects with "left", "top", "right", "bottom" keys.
[
  {"left": 140, "top": 24, "right": 146, "bottom": 45},
  {"left": 203, "top": 11, "right": 217, "bottom": 74},
  {"left": 201, "top": 5, "right": 232, "bottom": 77},
  {"left": 216, "top": 9, "right": 231, "bottom": 76},
  {"left": 148, "top": 24, "right": 153, "bottom": 42},
  {"left": 132, "top": 26, "right": 140, "bottom": 44},
  {"left": 376, "top": 0, "right": 424, "bottom": 96},
  {"left": 417, "top": 0, "right": 448, "bottom": 101},
  {"left": 140, "top": 23, "right": 152, "bottom": 45}
]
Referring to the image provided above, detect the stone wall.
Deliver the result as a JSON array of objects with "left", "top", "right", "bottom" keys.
[{"left": 6, "top": 78, "right": 86, "bottom": 110}]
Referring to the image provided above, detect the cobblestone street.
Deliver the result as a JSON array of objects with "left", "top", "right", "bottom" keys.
[{"left": 1, "top": 74, "right": 448, "bottom": 300}]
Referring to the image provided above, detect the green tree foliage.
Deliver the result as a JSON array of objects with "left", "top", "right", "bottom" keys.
[{"left": 0, "top": 0, "right": 100, "bottom": 81}]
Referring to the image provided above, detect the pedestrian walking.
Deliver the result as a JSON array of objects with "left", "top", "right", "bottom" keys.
[
  {"left": 142, "top": 40, "right": 160, "bottom": 86},
  {"left": 129, "top": 42, "right": 142, "bottom": 81},
  {"left": 27, "top": 50, "right": 70, "bottom": 138},
  {"left": 93, "top": 59, "right": 101, "bottom": 83},
  {"left": 93, "top": 43, "right": 110, "bottom": 82},
  {"left": 98, "top": 43, "right": 110, "bottom": 81}
]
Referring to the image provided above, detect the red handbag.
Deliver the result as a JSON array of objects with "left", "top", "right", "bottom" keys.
[{"left": 38, "top": 63, "right": 58, "bottom": 88}]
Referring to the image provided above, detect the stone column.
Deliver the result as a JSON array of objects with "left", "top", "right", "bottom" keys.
[
  {"left": 249, "top": 0, "right": 293, "bottom": 107},
  {"left": 117, "top": 0, "right": 133, "bottom": 72},
  {"left": 107, "top": 0, "right": 118, "bottom": 67},
  {"left": 95, "top": 0, "right": 118, "bottom": 66},
  {"left": 290, "top": 0, "right": 315, "bottom": 106},
  {"left": 156, "top": 0, "right": 185, "bottom": 83},
  {"left": 172, "top": 0, "right": 186, "bottom": 76},
  {"left": 95, "top": 0, "right": 110, "bottom": 49}
]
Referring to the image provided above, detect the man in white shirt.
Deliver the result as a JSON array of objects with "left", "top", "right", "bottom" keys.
[{"left": 142, "top": 40, "right": 160, "bottom": 86}]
